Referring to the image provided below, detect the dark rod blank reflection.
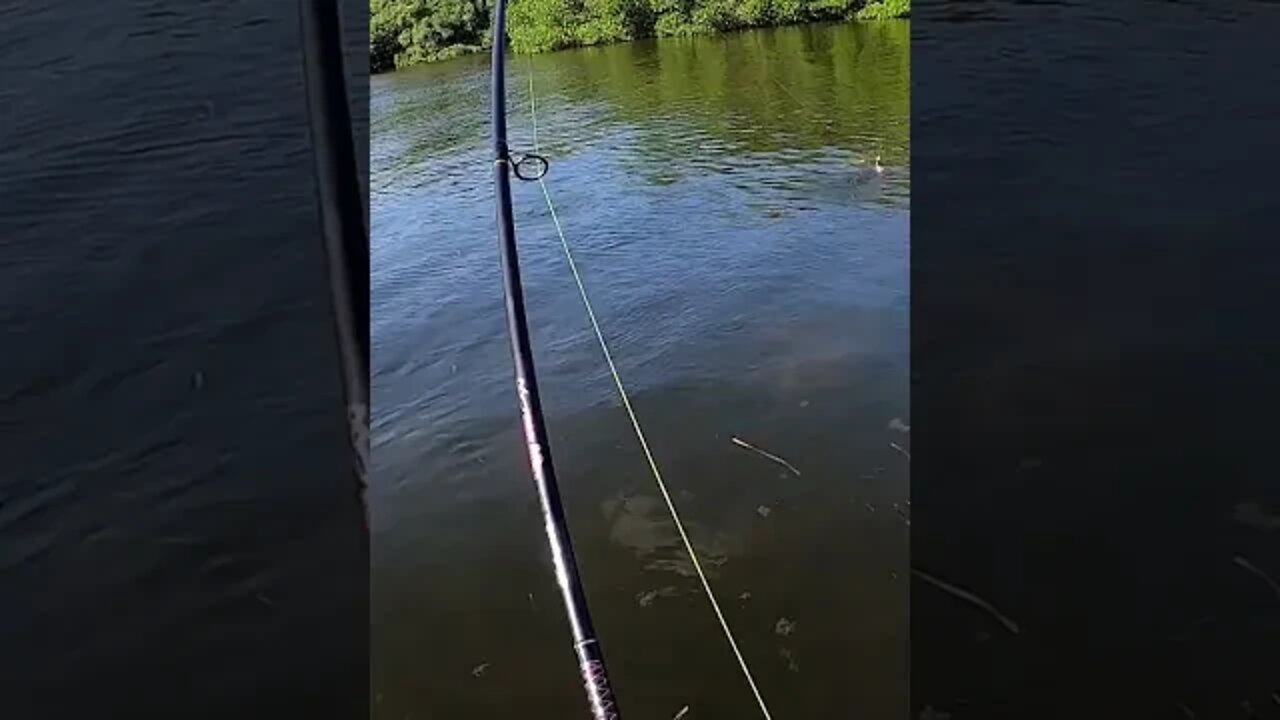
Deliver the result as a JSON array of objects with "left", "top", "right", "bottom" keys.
[{"left": 297, "top": 0, "right": 370, "bottom": 511}]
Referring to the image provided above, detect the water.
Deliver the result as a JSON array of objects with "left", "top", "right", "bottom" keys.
[
  {"left": 0, "top": 2, "right": 367, "bottom": 715},
  {"left": 372, "top": 22, "right": 909, "bottom": 718},
  {"left": 913, "top": 0, "right": 1280, "bottom": 716}
]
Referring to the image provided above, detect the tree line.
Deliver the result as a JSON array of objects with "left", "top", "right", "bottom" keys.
[{"left": 371, "top": 0, "right": 908, "bottom": 73}]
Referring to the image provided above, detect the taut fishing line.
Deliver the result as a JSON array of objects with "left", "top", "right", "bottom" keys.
[{"left": 522, "top": 60, "right": 776, "bottom": 720}]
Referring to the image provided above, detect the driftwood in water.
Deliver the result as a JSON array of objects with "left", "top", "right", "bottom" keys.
[
  {"left": 730, "top": 436, "right": 801, "bottom": 477},
  {"left": 912, "top": 568, "right": 1020, "bottom": 635},
  {"left": 1233, "top": 555, "right": 1280, "bottom": 601}
]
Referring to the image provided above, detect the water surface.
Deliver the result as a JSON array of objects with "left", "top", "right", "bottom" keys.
[
  {"left": 913, "top": 0, "right": 1280, "bottom": 716},
  {"left": 0, "top": 2, "right": 367, "bottom": 714},
  {"left": 372, "top": 21, "right": 910, "bottom": 718}
]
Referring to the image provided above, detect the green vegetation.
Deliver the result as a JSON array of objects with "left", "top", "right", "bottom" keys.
[
  {"left": 371, "top": 0, "right": 908, "bottom": 73},
  {"left": 855, "top": 0, "right": 908, "bottom": 20}
]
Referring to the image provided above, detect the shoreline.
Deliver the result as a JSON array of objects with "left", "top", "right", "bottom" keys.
[{"left": 372, "top": 1, "right": 909, "bottom": 74}]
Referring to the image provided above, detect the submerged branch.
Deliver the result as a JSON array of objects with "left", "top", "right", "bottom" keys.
[
  {"left": 1233, "top": 555, "right": 1280, "bottom": 601},
  {"left": 912, "top": 568, "right": 1020, "bottom": 635},
  {"left": 731, "top": 436, "right": 802, "bottom": 477}
]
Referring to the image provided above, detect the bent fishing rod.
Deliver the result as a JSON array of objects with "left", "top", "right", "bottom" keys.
[
  {"left": 298, "top": 0, "right": 370, "bottom": 525},
  {"left": 490, "top": 1, "right": 620, "bottom": 717}
]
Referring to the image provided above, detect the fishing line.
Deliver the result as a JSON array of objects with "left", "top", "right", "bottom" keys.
[{"left": 523, "top": 62, "right": 775, "bottom": 720}]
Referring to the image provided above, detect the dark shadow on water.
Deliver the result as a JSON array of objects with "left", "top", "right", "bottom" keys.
[{"left": 913, "top": 0, "right": 1280, "bottom": 716}]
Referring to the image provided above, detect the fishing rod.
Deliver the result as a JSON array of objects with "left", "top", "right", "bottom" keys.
[
  {"left": 490, "top": 1, "right": 620, "bottom": 718},
  {"left": 297, "top": 0, "right": 370, "bottom": 522}
]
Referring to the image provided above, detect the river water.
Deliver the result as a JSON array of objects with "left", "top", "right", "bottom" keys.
[
  {"left": 913, "top": 0, "right": 1280, "bottom": 717},
  {"left": 1, "top": 2, "right": 368, "bottom": 715},
  {"left": 371, "top": 21, "right": 910, "bottom": 719},
  {"left": 6, "top": 0, "right": 1274, "bottom": 717}
]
